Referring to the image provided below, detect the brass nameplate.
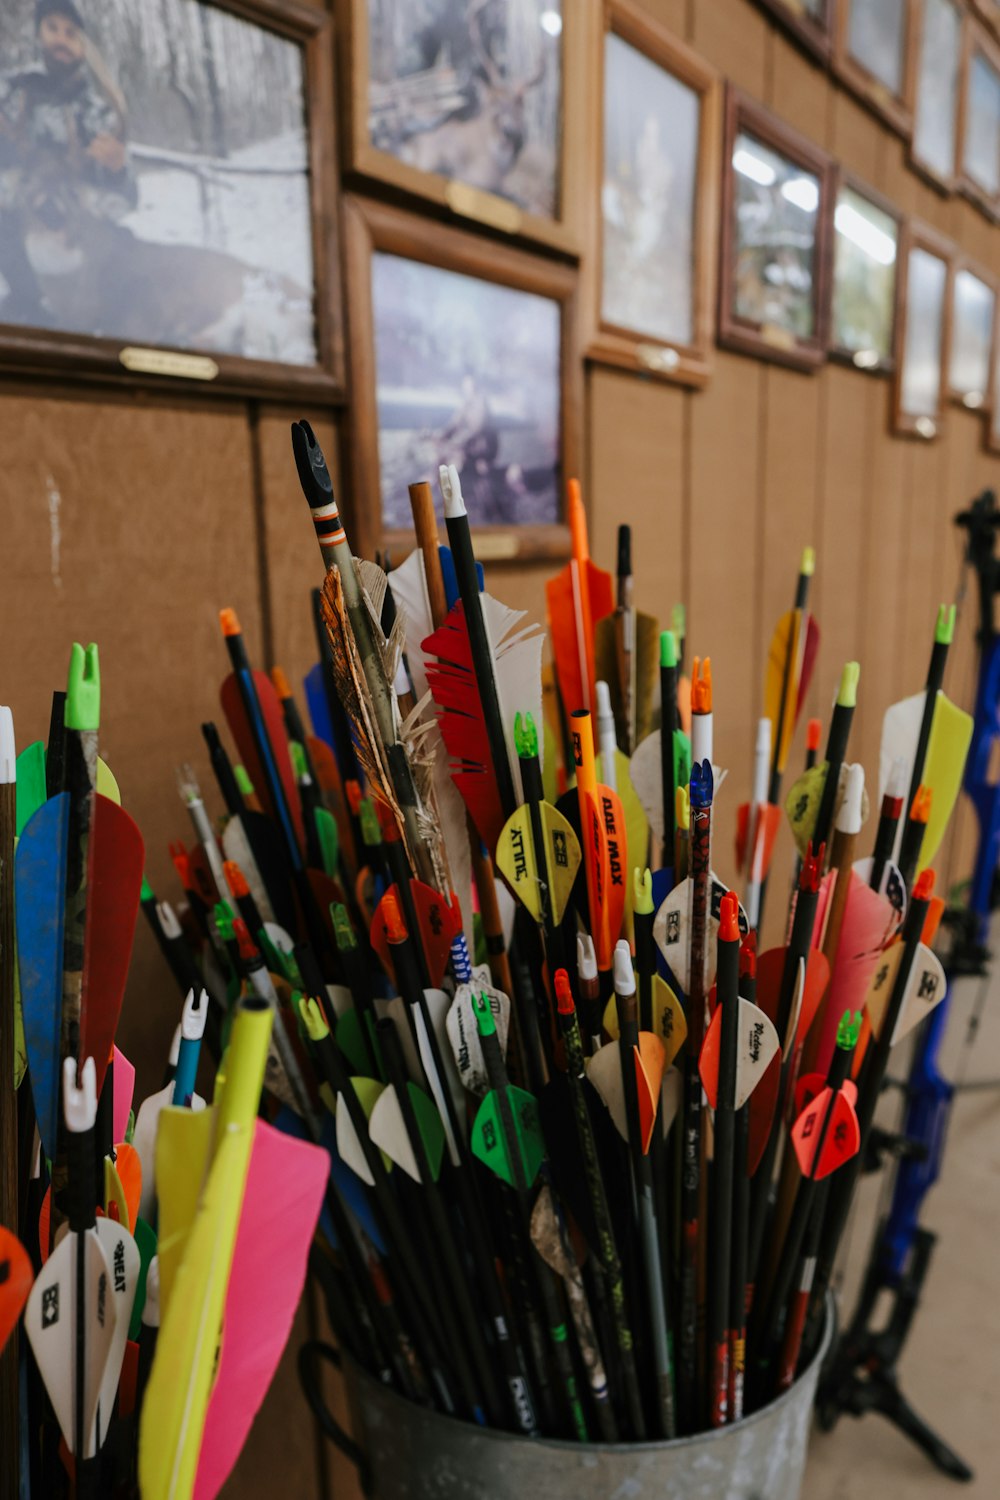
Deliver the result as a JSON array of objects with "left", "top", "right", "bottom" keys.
[
  {"left": 761, "top": 322, "right": 797, "bottom": 351},
  {"left": 471, "top": 531, "right": 519, "bottom": 560},
  {"left": 447, "top": 181, "right": 522, "bottom": 235},
  {"left": 120, "top": 347, "right": 220, "bottom": 381},
  {"left": 637, "top": 342, "right": 681, "bottom": 373}
]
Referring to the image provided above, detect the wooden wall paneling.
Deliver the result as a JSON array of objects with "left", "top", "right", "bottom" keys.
[
  {"left": 641, "top": 0, "right": 689, "bottom": 36},
  {"left": 0, "top": 384, "right": 263, "bottom": 1097},
  {"left": 814, "top": 365, "right": 872, "bottom": 762},
  {"left": 829, "top": 86, "right": 883, "bottom": 182},
  {"left": 587, "top": 368, "right": 686, "bottom": 619},
  {"left": 690, "top": 0, "right": 768, "bottom": 92},
  {"left": 753, "top": 364, "right": 824, "bottom": 943},
  {"left": 853, "top": 381, "right": 906, "bottom": 785},
  {"left": 255, "top": 405, "right": 342, "bottom": 696},
  {"left": 687, "top": 351, "right": 764, "bottom": 885},
  {"left": 769, "top": 32, "right": 830, "bottom": 140}
]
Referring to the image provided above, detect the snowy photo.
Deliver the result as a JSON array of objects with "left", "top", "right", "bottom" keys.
[
  {"left": 365, "top": 0, "right": 563, "bottom": 219},
  {"left": 371, "top": 251, "right": 561, "bottom": 530},
  {"left": 600, "top": 30, "right": 700, "bottom": 348},
  {"left": 0, "top": 0, "right": 317, "bottom": 365}
]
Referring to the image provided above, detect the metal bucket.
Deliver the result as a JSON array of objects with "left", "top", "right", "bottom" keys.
[{"left": 301, "top": 1302, "right": 833, "bottom": 1500}]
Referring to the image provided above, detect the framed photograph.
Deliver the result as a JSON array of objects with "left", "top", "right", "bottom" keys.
[
  {"left": 958, "top": 23, "right": 1000, "bottom": 215},
  {"left": 833, "top": 0, "right": 916, "bottom": 137},
  {"left": 0, "top": 0, "right": 341, "bottom": 396},
  {"left": 893, "top": 223, "right": 952, "bottom": 438},
  {"left": 829, "top": 174, "right": 902, "bottom": 372},
  {"left": 718, "top": 89, "right": 834, "bottom": 371},
  {"left": 909, "top": 0, "right": 965, "bottom": 192},
  {"left": 340, "top": 0, "right": 585, "bottom": 253},
  {"left": 754, "top": 0, "right": 834, "bottom": 64},
  {"left": 948, "top": 259, "right": 996, "bottom": 407},
  {"left": 342, "top": 195, "right": 579, "bottom": 562},
  {"left": 584, "top": 0, "right": 721, "bottom": 387}
]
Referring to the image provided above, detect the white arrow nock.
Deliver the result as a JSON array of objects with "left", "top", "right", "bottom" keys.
[
  {"left": 837, "top": 763, "right": 865, "bottom": 835},
  {"left": 0, "top": 706, "right": 15, "bottom": 785},
  {"left": 613, "top": 939, "right": 635, "bottom": 997},
  {"left": 63, "top": 1055, "right": 97, "bottom": 1134},
  {"left": 439, "top": 463, "right": 466, "bottom": 519},
  {"left": 577, "top": 932, "right": 597, "bottom": 985},
  {"left": 181, "top": 987, "right": 209, "bottom": 1041},
  {"left": 156, "top": 900, "right": 183, "bottom": 940}
]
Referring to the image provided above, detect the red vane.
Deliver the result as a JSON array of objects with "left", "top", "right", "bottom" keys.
[
  {"left": 375, "top": 798, "right": 402, "bottom": 844},
  {"left": 346, "top": 780, "right": 363, "bottom": 816},
  {"left": 739, "top": 931, "right": 757, "bottom": 980}
]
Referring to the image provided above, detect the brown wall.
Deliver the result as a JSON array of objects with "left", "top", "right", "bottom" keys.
[{"left": 2, "top": 0, "right": 999, "bottom": 1495}]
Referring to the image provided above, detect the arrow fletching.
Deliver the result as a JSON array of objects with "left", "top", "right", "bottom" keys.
[
  {"left": 368, "top": 1082, "right": 445, "bottom": 1184},
  {"left": 495, "top": 801, "right": 581, "bottom": 927},
  {"left": 0, "top": 1226, "right": 32, "bottom": 1354},
  {"left": 470, "top": 1085, "right": 545, "bottom": 1189},
  {"left": 790, "top": 1087, "right": 860, "bottom": 1180}
]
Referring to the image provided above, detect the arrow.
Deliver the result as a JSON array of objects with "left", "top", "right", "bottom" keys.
[
  {"left": 552, "top": 968, "right": 645, "bottom": 1438},
  {"left": 545, "top": 478, "right": 614, "bottom": 721},
  {"left": 24, "top": 1058, "right": 122, "bottom": 1486},
  {"left": 201, "top": 721, "right": 295, "bottom": 935},
  {"left": 628, "top": 630, "right": 691, "bottom": 887},
  {"left": 587, "top": 942, "right": 674, "bottom": 1435},
  {"left": 785, "top": 662, "right": 861, "bottom": 864},
  {"left": 469, "top": 989, "right": 589, "bottom": 1441},
  {"left": 879, "top": 605, "right": 973, "bottom": 882},
  {"left": 565, "top": 709, "right": 627, "bottom": 984},
  {"left": 736, "top": 719, "right": 782, "bottom": 931},
  {"left": 140, "top": 998, "right": 326, "bottom": 1499},
  {"left": 699, "top": 897, "right": 780, "bottom": 1425},
  {"left": 593, "top": 523, "right": 659, "bottom": 754},
  {"left": 754, "top": 1010, "right": 862, "bottom": 1389}
]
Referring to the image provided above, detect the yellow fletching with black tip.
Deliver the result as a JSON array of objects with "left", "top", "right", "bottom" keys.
[{"left": 496, "top": 801, "right": 581, "bottom": 927}]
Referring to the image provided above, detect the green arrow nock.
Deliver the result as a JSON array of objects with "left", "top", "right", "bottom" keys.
[
  {"left": 359, "top": 798, "right": 381, "bottom": 848},
  {"left": 633, "top": 867, "right": 653, "bottom": 914},
  {"left": 836, "top": 661, "right": 860, "bottom": 709},
  {"left": 836, "top": 1009, "right": 863, "bottom": 1050},
  {"left": 297, "top": 992, "right": 330, "bottom": 1043},
  {"left": 289, "top": 740, "right": 309, "bottom": 781},
  {"left": 141, "top": 875, "right": 155, "bottom": 902},
  {"left": 234, "top": 764, "right": 254, "bottom": 799},
  {"left": 801, "top": 546, "right": 816, "bottom": 577},
  {"left": 514, "top": 711, "right": 538, "bottom": 759},
  {"left": 65, "top": 642, "right": 100, "bottom": 733},
  {"left": 214, "top": 901, "right": 236, "bottom": 942},
  {"left": 671, "top": 602, "right": 686, "bottom": 643},
  {"left": 315, "top": 807, "right": 339, "bottom": 878},
  {"left": 660, "top": 630, "right": 677, "bottom": 669},
  {"left": 332, "top": 902, "right": 357, "bottom": 952},
  {"left": 472, "top": 990, "right": 497, "bottom": 1039},
  {"left": 935, "top": 603, "right": 956, "bottom": 645}
]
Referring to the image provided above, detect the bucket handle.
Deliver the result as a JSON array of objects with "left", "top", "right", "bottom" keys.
[{"left": 299, "top": 1340, "right": 373, "bottom": 1495}]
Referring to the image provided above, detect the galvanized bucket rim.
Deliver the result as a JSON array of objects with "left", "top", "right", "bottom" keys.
[{"left": 337, "top": 1294, "right": 834, "bottom": 1460}]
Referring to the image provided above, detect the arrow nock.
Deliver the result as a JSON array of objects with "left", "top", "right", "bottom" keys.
[
  {"left": 63, "top": 1055, "right": 97, "bottom": 1134},
  {"left": 514, "top": 711, "right": 538, "bottom": 759},
  {"left": 65, "top": 641, "right": 100, "bottom": 732},
  {"left": 836, "top": 1010, "right": 863, "bottom": 1051},
  {"left": 935, "top": 603, "right": 956, "bottom": 645}
]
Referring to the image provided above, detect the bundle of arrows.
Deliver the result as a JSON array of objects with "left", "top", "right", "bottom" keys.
[{"left": 0, "top": 426, "right": 978, "bottom": 1498}]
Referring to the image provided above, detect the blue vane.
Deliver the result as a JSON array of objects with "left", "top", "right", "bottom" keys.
[{"left": 15, "top": 792, "right": 70, "bottom": 1162}]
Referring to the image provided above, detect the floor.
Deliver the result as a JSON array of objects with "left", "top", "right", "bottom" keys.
[{"left": 226, "top": 958, "right": 1000, "bottom": 1499}]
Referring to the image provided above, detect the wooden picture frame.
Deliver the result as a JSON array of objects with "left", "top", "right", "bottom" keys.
[
  {"left": 909, "top": 0, "right": 965, "bottom": 193},
  {"left": 0, "top": 0, "right": 343, "bottom": 400},
  {"left": 971, "top": 0, "right": 1000, "bottom": 48},
  {"left": 718, "top": 89, "right": 834, "bottom": 371},
  {"left": 342, "top": 195, "right": 580, "bottom": 563},
  {"left": 893, "top": 221, "right": 953, "bottom": 439},
  {"left": 583, "top": 0, "right": 721, "bottom": 388},
  {"left": 754, "top": 0, "right": 835, "bottom": 65},
  {"left": 829, "top": 171, "right": 903, "bottom": 374},
  {"left": 948, "top": 255, "right": 997, "bottom": 408},
  {"left": 338, "top": 0, "right": 585, "bottom": 255},
  {"left": 833, "top": 0, "right": 916, "bottom": 138},
  {"left": 957, "top": 20, "right": 1000, "bottom": 217},
  {"left": 987, "top": 351, "right": 1000, "bottom": 451}
]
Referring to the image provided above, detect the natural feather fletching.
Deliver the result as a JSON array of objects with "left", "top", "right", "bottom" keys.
[{"left": 320, "top": 568, "right": 410, "bottom": 858}]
